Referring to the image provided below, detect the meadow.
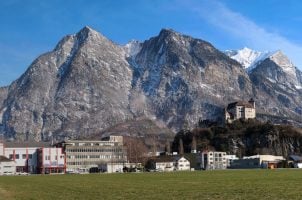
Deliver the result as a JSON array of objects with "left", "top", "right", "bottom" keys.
[{"left": 0, "top": 169, "right": 302, "bottom": 200}]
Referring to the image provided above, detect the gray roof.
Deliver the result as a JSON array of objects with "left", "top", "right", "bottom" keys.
[
  {"left": 289, "top": 155, "right": 302, "bottom": 161},
  {"left": 4, "top": 142, "right": 52, "bottom": 148},
  {"left": 0, "top": 155, "right": 13, "bottom": 162}
]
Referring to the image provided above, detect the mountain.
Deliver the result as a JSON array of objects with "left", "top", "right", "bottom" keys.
[
  {"left": 249, "top": 51, "right": 302, "bottom": 119},
  {"left": 0, "top": 26, "right": 301, "bottom": 142},
  {"left": 0, "top": 26, "right": 134, "bottom": 141},
  {"left": 130, "top": 29, "right": 252, "bottom": 130}
]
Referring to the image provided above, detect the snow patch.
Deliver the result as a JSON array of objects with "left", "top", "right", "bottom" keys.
[{"left": 123, "top": 40, "right": 142, "bottom": 57}]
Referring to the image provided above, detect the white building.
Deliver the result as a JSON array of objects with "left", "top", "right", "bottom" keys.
[
  {"left": 2, "top": 142, "right": 64, "bottom": 174},
  {"left": 225, "top": 98, "right": 256, "bottom": 123},
  {"left": 175, "top": 157, "right": 190, "bottom": 171},
  {"left": 37, "top": 147, "right": 66, "bottom": 174},
  {"left": 0, "top": 156, "right": 16, "bottom": 175},
  {"left": 201, "top": 151, "right": 227, "bottom": 170},
  {"left": 149, "top": 156, "right": 191, "bottom": 172},
  {"left": 4, "top": 146, "right": 39, "bottom": 173}
]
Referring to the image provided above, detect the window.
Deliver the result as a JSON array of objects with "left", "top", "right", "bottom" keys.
[
  {"left": 45, "top": 155, "right": 50, "bottom": 160},
  {"left": 28, "top": 154, "right": 33, "bottom": 159},
  {"left": 22, "top": 154, "right": 27, "bottom": 159},
  {"left": 15, "top": 154, "right": 20, "bottom": 159},
  {"left": 9, "top": 154, "right": 13, "bottom": 159}
]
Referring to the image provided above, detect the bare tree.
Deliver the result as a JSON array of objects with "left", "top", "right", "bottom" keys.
[
  {"left": 165, "top": 141, "right": 171, "bottom": 155},
  {"left": 123, "top": 136, "right": 149, "bottom": 165}
]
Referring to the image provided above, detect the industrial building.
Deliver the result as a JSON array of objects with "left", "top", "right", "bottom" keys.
[
  {"left": 55, "top": 136, "right": 127, "bottom": 173},
  {"left": 230, "top": 155, "right": 285, "bottom": 169}
]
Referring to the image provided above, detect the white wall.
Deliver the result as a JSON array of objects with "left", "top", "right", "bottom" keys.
[
  {"left": 41, "top": 148, "right": 65, "bottom": 167},
  {"left": 0, "top": 161, "right": 16, "bottom": 175},
  {"left": 156, "top": 162, "right": 174, "bottom": 172},
  {"left": 4, "top": 147, "right": 38, "bottom": 173},
  {"left": 177, "top": 157, "right": 190, "bottom": 171}
]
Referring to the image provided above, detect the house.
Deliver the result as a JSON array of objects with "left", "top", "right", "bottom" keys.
[
  {"left": 201, "top": 151, "right": 227, "bottom": 170},
  {"left": 147, "top": 156, "right": 190, "bottom": 172},
  {"left": 0, "top": 156, "right": 16, "bottom": 175},
  {"left": 37, "top": 147, "right": 66, "bottom": 174},
  {"left": 225, "top": 98, "right": 256, "bottom": 123},
  {"left": 231, "top": 155, "right": 285, "bottom": 169},
  {"left": 175, "top": 156, "right": 190, "bottom": 171},
  {"left": 55, "top": 136, "right": 127, "bottom": 173},
  {"left": 288, "top": 155, "right": 302, "bottom": 168}
]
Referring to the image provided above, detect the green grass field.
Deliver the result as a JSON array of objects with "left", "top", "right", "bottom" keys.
[{"left": 1, "top": 169, "right": 302, "bottom": 200}]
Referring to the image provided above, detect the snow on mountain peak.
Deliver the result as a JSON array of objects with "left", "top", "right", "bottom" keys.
[
  {"left": 123, "top": 40, "right": 142, "bottom": 57},
  {"left": 225, "top": 47, "right": 263, "bottom": 69},
  {"left": 224, "top": 47, "right": 277, "bottom": 72}
]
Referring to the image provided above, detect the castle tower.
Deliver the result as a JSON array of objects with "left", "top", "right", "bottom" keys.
[{"left": 248, "top": 98, "right": 255, "bottom": 108}]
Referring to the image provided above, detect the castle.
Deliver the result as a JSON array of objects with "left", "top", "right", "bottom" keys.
[{"left": 225, "top": 98, "right": 256, "bottom": 123}]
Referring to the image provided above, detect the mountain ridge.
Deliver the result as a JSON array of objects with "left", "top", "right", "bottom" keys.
[{"left": 0, "top": 26, "right": 301, "bottom": 141}]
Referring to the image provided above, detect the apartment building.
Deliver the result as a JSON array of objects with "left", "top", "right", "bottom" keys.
[{"left": 201, "top": 151, "right": 227, "bottom": 170}]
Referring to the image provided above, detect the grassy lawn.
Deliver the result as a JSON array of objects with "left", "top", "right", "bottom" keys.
[{"left": 0, "top": 169, "right": 302, "bottom": 199}]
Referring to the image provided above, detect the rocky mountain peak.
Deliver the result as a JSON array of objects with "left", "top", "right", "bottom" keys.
[{"left": 267, "top": 50, "right": 296, "bottom": 75}]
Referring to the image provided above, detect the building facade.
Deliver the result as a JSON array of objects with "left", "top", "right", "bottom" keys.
[
  {"left": 37, "top": 147, "right": 66, "bottom": 174},
  {"left": 175, "top": 157, "right": 190, "bottom": 171},
  {"left": 56, "top": 136, "right": 127, "bottom": 173},
  {"left": 148, "top": 156, "right": 191, "bottom": 172},
  {"left": 225, "top": 98, "right": 256, "bottom": 123},
  {"left": 4, "top": 147, "right": 39, "bottom": 173},
  {"left": 1, "top": 142, "right": 64, "bottom": 174},
  {"left": 201, "top": 151, "right": 227, "bottom": 170}
]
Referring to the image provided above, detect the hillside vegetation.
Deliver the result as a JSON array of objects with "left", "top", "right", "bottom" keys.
[{"left": 172, "top": 119, "right": 302, "bottom": 157}]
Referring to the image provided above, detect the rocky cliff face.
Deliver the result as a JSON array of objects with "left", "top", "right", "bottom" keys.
[
  {"left": 0, "top": 26, "right": 301, "bottom": 141},
  {"left": 131, "top": 29, "right": 252, "bottom": 130},
  {"left": 0, "top": 27, "right": 133, "bottom": 141},
  {"left": 249, "top": 51, "right": 302, "bottom": 119}
]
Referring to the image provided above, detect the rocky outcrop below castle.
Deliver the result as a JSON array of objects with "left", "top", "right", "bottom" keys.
[{"left": 172, "top": 120, "right": 302, "bottom": 157}]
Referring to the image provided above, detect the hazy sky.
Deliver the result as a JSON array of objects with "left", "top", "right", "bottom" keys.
[{"left": 1, "top": 0, "right": 302, "bottom": 86}]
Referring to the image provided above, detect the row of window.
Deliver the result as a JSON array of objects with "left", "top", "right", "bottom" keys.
[
  {"left": 67, "top": 155, "right": 124, "bottom": 159},
  {"left": 66, "top": 148, "right": 123, "bottom": 153},
  {"left": 9, "top": 154, "right": 33, "bottom": 160},
  {"left": 44, "top": 155, "right": 64, "bottom": 160},
  {"left": 66, "top": 161, "right": 124, "bottom": 166}
]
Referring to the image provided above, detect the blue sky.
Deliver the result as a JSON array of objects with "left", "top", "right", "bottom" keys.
[{"left": 1, "top": 0, "right": 302, "bottom": 86}]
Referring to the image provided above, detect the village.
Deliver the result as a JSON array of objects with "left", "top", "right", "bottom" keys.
[{"left": 1, "top": 99, "right": 302, "bottom": 175}]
